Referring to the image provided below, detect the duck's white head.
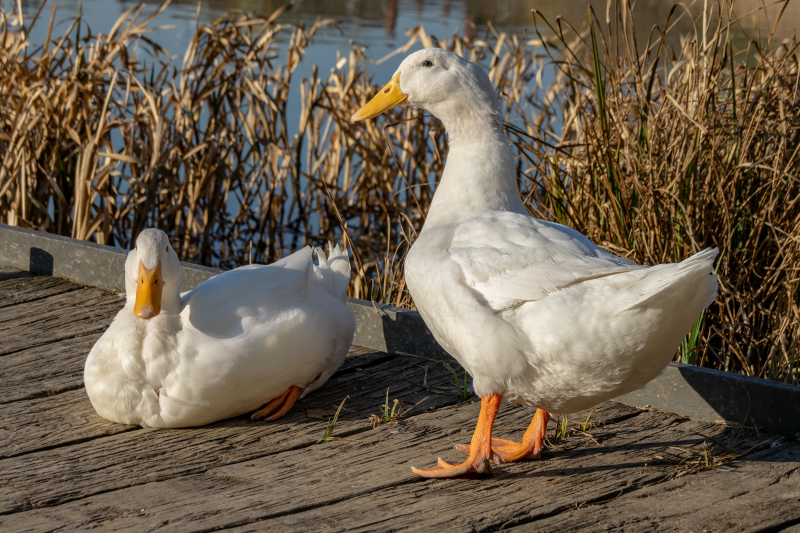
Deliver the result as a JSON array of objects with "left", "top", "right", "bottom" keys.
[
  {"left": 351, "top": 48, "right": 503, "bottom": 142},
  {"left": 125, "top": 228, "right": 181, "bottom": 319}
]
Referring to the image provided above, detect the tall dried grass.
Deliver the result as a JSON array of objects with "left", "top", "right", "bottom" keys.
[{"left": 0, "top": 1, "right": 797, "bottom": 383}]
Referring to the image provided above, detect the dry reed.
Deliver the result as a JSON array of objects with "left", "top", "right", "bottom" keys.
[{"left": 0, "top": 1, "right": 797, "bottom": 384}]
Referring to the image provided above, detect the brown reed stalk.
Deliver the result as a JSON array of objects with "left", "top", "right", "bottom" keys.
[{"left": 0, "top": 1, "right": 797, "bottom": 383}]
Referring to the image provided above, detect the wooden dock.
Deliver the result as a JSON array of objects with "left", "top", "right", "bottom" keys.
[{"left": 1, "top": 266, "right": 799, "bottom": 532}]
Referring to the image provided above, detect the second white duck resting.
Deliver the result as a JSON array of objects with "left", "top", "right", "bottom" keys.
[
  {"left": 84, "top": 229, "right": 355, "bottom": 428},
  {"left": 352, "top": 49, "right": 718, "bottom": 478}
]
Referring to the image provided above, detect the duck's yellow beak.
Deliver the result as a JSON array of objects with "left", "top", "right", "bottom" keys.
[
  {"left": 134, "top": 261, "right": 162, "bottom": 319},
  {"left": 350, "top": 72, "right": 408, "bottom": 123}
]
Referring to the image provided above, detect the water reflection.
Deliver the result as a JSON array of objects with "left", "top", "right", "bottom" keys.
[{"left": 14, "top": 0, "right": 800, "bottom": 61}]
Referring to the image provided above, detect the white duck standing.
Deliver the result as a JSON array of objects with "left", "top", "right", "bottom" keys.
[
  {"left": 84, "top": 229, "right": 355, "bottom": 428},
  {"left": 352, "top": 48, "right": 718, "bottom": 478}
]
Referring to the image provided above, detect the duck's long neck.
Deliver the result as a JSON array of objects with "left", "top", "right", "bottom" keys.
[{"left": 423, "top": 113, "right": 526, "bottom": 230}]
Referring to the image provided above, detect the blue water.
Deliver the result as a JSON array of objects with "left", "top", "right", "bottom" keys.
[
  {"left": 15, "top": 0, "right": 539, "bottom": 83},
  {"left": 16, "top": 0, "right": 796, "bottom": 82}
]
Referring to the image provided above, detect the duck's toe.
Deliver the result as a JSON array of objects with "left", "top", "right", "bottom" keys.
[
  {"left": 411, "top": 455, "right": 492, "bottom": 478},
  {"left": 455, "top": 439, "right": 522, "bottom": 463},
  {"left": 251, "top": 385, "right": 304, "bottom": 421},
  {"left": 459, "top": 408, "right": 550, "bottom": 463}
]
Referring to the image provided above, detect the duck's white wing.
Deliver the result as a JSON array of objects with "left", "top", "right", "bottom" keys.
[
  {"left": 449, "top": 212, "right": 643, "bottom": 312},
  {"left": 180, "top": 247, "right": 313, "bottom": 337}
]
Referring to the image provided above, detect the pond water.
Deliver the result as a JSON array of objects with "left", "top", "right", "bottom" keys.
[{"left": 13, "top": 0, "right": 800, "bottom": 83}]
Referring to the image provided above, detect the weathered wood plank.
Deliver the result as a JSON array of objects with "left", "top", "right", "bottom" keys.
[
  {"left": 0, "top": 334, "right": 100, "bottom": 404},
  {"left": 513, "top": 443, "right": 800, "bottom": 532},
  {"left": 0, "top": 342, "right": 406, "bottom": 458},
  {"left": 0, "top": 288, "right": 124, "bottom": 356},
  {"left": 0, "top": 346, "right": 416, "bottom": 458},
  {"left": 0, "top": 271, "right": 792, "bottom": 531},
  {"left": 0, "top": 353, "right": 462, "bottom": 513},
  {"left": 0, "top": 389, "right": 139, "bottom": 459},
  {"left": 0, "top": 404, "right": 752, "bottom": 532},
  {"left": 0, "top": 273, "right": 81, "bottom": 309},
  {"left": 219, "top": 408, "right": 764, "bottom": 533}
]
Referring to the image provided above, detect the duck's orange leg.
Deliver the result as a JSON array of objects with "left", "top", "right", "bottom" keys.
[
  {"left": 251, "top": 385, "right": 304, "bottom": 422},
  {"left": 455, "top": 408, "right": 549, "bottom": 463},
  {"left": 411, "top": 393, "right": 502, "bottom": 478},
  {"left": 251, "top": 373, "right": 323, "bottom": 423}
]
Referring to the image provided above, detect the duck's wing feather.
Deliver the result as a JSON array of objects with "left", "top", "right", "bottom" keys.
[
  {"left": 449, "top": 212, "right": 643, "bottom": 311},
  {"left": 181, "top": 247, "right": 314, "bottom": 337}
]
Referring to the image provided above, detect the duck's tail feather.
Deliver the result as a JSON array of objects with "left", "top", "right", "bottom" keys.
[
  {"left": 620, "top": 247, "right": 718, "bottom": 313},
  {"left": 312, "top": 243, "right": 351, "bottom": 301},
  {"left": 679, "top": 247, "right": 719, "bottom": 308}
]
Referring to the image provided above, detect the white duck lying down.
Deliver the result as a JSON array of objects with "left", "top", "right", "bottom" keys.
[
  {"left": 84, "top": 229, "right": 355, "bottom": 428},
  {"left": 352, "top": 48, "right": 718, "bottom": 478}
]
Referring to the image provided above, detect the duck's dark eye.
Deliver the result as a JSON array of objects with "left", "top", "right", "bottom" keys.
[{"left": 422, "top": 60, "right": 433, "bottom": 67}]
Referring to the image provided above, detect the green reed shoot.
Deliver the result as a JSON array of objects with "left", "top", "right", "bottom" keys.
[
  {"left": 556, "top": 415, "right": 569, "bottom": 440},
  {"left": 321, "top": 395, "right": 348, "bottom": 444},
  {"left": 681, "top": 310, "right": 705, "bottom": 365},
  {"left": 443, "top": 362, "right": 471, "bottom": 401},
  {"left": 380, "top": 388, "right": 402, "bottom": 424},
  {"left": 581, "top": 409, "right": 595, "bottom": 432}
]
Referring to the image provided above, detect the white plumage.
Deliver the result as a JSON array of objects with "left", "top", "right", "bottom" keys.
[
  {"left": 84, "top": 229, "right": 355, "bottom": 428},
  {"left": 408, "top": 211, "right": 717, "bottom": 413},
  {"left": 352, "top": 48, "right": 718, "bottom": 477}
]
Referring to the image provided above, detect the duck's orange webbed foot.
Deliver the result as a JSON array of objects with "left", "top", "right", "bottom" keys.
[
  {"left": 411, "top": 394, "right": 502, "bottom": 479},
  {"left": 455, "top": 408, "right": 550, "bottom": 463},
  {"left": 411, "top": 455, "right": 493, "bottom": 478},
  {"left": 251, "top": 385, "right": 304, "bottom": 422}
]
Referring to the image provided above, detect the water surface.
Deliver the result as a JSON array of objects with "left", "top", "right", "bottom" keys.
[{"left": 14, "top": 0, "right": 799, "bottom": 82}]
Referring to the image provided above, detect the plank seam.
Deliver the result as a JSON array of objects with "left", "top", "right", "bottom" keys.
[
  {"left": 0, "top": 285, "right": 82, "bottom": 310},
  {"left": 0, "top": 421, "right": 387, "bottom": 516},
  {"left": 0, "top": 426, "right": 141, "bottom": 462},
  {"left": 0, "top": 326, "right": 113, "bottom": 358},
  {"left": 167, "top": 410, "right": 655, "bottom": 531},
  {"left": 486, "top": 432, "right": 787, "bottom": 531},
  {"left": 332, "top": 353, "right": 398, "bottom": 378},
  {"left": 0, "top": 383, "right": 86, "bottom": 407},
  {"left": 759, "top": 515, "right": 800, "bottom": 532},
  {"left": 208, "top": 477, "right": 424, "bottom": 532},
  {"left": 0, "top": 405, "right": 667, "bottom": 520}
]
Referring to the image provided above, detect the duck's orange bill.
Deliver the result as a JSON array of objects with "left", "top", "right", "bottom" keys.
[
  {"left": 350, "top": 72, "right": 408, "bottom": 123},
  {"left": 134, "top": 261, "right": 162, "bottom": 319}
]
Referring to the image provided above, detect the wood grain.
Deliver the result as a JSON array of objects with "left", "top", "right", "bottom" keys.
[
  {"left": 0, "top": 351, "right": 463, "bottom": 513},
  {"left": 0, "top": 334, "right": 100, "bottom": 404},
  {"left": 514, "top": 443, "right": 800, "bottom": 532},
  {"left": 0, "top": 287, "right": 124, "bottom": 356},
  {"left": 0, "top": 274, "right": 81, "bottom": 309},
  {"left": 2, "top": 404, "right": 771, "bottom": 532},
  {"left": 0, "top": 270, "right": 793, "bottom": 532}
]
